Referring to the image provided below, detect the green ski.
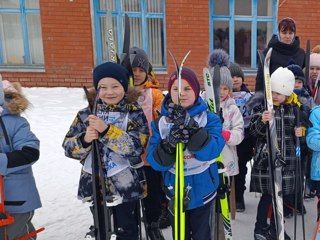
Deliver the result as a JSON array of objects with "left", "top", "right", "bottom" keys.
[{"left": 168, "top": 49, "right": 191, "bottom": 240}]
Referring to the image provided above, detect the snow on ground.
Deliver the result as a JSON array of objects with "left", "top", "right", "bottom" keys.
[{"left": 21, "top": 87, "right": 317, "bottom": 239}]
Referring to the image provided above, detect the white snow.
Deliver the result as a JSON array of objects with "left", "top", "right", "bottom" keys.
[{"left": 20, "top": 87, "right": 317, "bottom": 239}]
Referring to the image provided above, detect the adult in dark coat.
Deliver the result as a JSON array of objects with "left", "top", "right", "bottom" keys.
[{"left": 255, "top": 17, "right": 305, "bottom": 92}]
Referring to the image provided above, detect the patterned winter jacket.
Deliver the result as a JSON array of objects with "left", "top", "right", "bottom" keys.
[
  {"left": 249, "top": 93, "right": 307, "bottom": 196},
  {"left": 220, "top": 95, "right": 244, "bottom": 176},
  {"left": 307, "top": 106, "right": 320, "bottom": 181},
  {"left": 62, "top": 91, "right": 149, "bottom": 202},
  {"left": 147, "top": 95, "right": 225, "bottom": 210},
  {"left": 0, "top": 83, "right": 41, "bottom": 214}
]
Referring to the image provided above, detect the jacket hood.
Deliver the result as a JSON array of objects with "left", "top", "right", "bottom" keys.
[
  {"left": 2, "top": 82, "right": 30, "bottom": 115},
  {"left": 144, "top": 74, "right": 160, "bottom": 89},
  {"left": 160, "top": 94, "right": 208, "bottom": 117}
]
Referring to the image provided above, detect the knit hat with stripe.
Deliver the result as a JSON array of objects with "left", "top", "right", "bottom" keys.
[{"left": 168, "top": 68, "right": 200, "bottom": 101}]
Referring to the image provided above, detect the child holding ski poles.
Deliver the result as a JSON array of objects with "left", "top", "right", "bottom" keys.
[
  {"left": 250, "top": 67, "right": 308, "bottom": 240},
  {"left": 287, "top": 63, "right": 315, "bottom": 208},
  {"left": 208, "top": 50, "right": 244, "bottom": 220},
  {"left": 229, "top": 63, "right": 255, "bottom": 212},
  {"left": 146, "top": 67, "right": 225, "bottom": 240},
  {"left": 129, "top": 46, "right": 166, "bottom": 239},
  {"left": 62, "top": 62, "right": 149, "bottom": 239},
  {"left": 0, "top": 78, "right": 41, "bottom": 239}
]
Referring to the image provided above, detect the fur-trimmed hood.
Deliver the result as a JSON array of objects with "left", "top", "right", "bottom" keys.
[{"left": 2, "top": 81, "right": 30, "bottom": 115}]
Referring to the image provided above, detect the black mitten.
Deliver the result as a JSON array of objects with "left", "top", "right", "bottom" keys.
[
  {"left": 167, "top": 102, "right": 187, "bottom": 126},
  {"left": 169, "top": 125, "right": 189, "bottom": 144},
  {"left": 168, "top": 102, "right": 199, "bottom": 135},
  {"left": 185, "top": 117, "right": 199, "bottom": 136},
  {"left": 160, "top": 139, "right": 176, "bottom": 154}
]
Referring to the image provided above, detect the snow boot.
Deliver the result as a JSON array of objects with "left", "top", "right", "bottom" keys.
[
  {"left": 236, "top": 195, "right": 245, "bottom": 212},
  {"left": 254, "top": 225, "right": 274, "bottom": 240},
  {"left": 147, "top": 222, "right": 165, "bottom": 240},
  {"left": 267, "top": 225, "right": 291, "bottom": 240}
]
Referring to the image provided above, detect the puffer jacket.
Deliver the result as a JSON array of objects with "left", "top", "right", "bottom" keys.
[
  {"left": 220, "top": 95, "right": 244, "bottom": 176},
  {"left": 0, "top": 82, "right": 41, "bottom": 213},
  {"left": 147, "top": 95, "right": 225, "bottom": 210},
  {"left": 62, "top": 88, "right": 149, "bottom": 202},
  {"left": 249, "top": 93, "right": 307, "bottom": 195}
]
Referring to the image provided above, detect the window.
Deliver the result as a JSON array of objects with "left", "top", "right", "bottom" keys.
[
  {"left": 0, "top": 0, "right": 44, "bottom": 66},
  {"left": 210, "top": 0, "right": 277, "bottom": 70},
  {"left": 93, "top": 0, "right": 166, "bottom": 70}
]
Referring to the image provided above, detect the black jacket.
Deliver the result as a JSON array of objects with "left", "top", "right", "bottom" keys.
[{"left": 255, "top": 34, "right": 306, "bottom": 92}]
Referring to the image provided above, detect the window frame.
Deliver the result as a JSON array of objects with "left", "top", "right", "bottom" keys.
[
  {"left": 210, "top": 0, "right": 278, "bottom": 72},
  {"left": 93, "top": 0, "right": 167, "bottom": 72},
  {"left": 0, "top": 0, "right": 44, "bottom": 70}
]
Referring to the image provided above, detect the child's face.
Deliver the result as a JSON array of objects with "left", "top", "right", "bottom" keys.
[
  {"left": 98, "top": 77, "right": 125, "bottom": 105},
  {"left": 272, "top": 91, "right": 287, "bottom": 104},
  {"left": 170, "top": 79, "right": 196, "bottom": 108},
  {"left": 220, "top": 85, "right": 230, "bottom": 101},
  {"left": 310, "top": 66, "right": 320, "bottom": 81},
  {"left": 232, "top": 76, "right": 243, "bottom": 92},
  {"left": 133, "top": 67, "right": 147, "bottom": 86},
  {"left": 294, "top": 79, "right": 303, "bottom": 90}
]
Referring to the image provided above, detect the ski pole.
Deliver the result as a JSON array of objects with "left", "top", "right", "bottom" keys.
[
  {"left": 15, "top": 227, "right": 45, "bottom": 240},
  {"left": 293, "top": 107, "right": 305, "bottom": 240}
]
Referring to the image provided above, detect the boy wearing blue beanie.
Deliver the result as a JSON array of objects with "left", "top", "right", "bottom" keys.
[{"left": 63, "top": 62, "right": 149, "bottom": 239}]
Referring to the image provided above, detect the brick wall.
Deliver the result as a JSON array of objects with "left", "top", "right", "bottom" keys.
[
  {"left": 1, "top": 0, "right": 94, "bottom": 87},
  {"left": 1, "top": 0, "right": 320, "bottom": 91},
  {"left": 156, "top": 0, "right": 211, "bottom": 91}
]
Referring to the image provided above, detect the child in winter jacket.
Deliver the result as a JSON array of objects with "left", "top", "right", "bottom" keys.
[
  {"left": 62, "top": 62, "right": 149, "bottom": 239},
  {"left": 250, "top": 67, "right": 307, "bottom": 240},
  {"left": 306, "top": 105, "right": 320, "bottom": 221},
  {"left": 207, "top": 50, "right": 244, "bottom": 176},
  {"left": 0, "top": 77, "right": 41, "bottom": 239},
  {"left": 308, "top": 53, "right": 320, "bottom": 104},
  {"left": 229, "top": 63, "right": 254, "bottom": 212},
  {"left": 146, "top": 67, "right": 225, "bottom": 240},
  {"left": 129, "top": 46, "right": 166, "bottom": 238},
  {"left": 288, "top": 63, "right": 315, "bottom": 205}
]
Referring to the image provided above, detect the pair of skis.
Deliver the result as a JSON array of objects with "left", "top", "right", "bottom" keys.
[
  {"left": 168, "top": 49, "right": 191, "bottom": 240},
  {"left": 203, "top": 67, "right": 232, "bottom": 240},
  {"left": 258, "top": 48, "right": 285, "bottom": 240}
]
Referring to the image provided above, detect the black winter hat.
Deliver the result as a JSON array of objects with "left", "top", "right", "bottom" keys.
[
  {"left": 287, "top": 63, "right": 305, "bottom": 85},
  {"left": 129, "top": 47, "right": 149, "bottom": 73},
  {"left": 229, "top": 63, "right": 244, "bottom": 82},
  {"left": 93, "top": 62, "right": 129, "bottom": 92}
]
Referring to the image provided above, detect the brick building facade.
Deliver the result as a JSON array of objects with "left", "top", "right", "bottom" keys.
[{"left": 1, "top": 0, "right": 320, "bottom": 91}]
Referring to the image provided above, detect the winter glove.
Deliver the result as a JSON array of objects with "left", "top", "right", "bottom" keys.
[
  {"left": 167, "top": 102, "right": 199, "bottom": 135},
  {"left": 169, "top": 124, "right": 190, "bottom": 145},
  {"left": 167, "top": 102, "right": 187, "bottom": 126},
  {"left": 222, "top": 130, "right": 231, "bottom": 142}
]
